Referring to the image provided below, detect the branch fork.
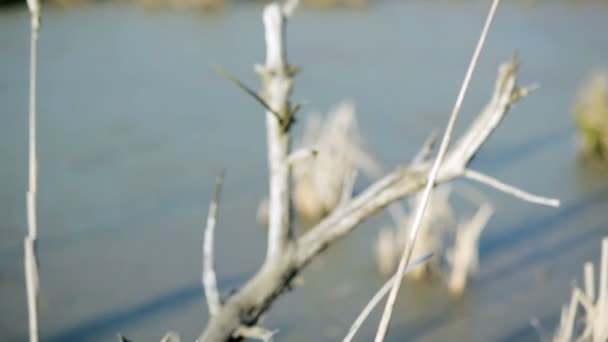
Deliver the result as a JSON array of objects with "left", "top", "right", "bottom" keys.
[{"left": 200, "top": 0, "right": 561, "bottom": 340}]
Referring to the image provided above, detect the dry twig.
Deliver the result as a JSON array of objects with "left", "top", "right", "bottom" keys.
[{"left": 202, "top": 171, "right": 226, "bottom": 316}]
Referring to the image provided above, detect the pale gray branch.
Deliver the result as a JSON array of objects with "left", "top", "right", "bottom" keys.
[
  {"left": 262, "top": 2, "right": 295, "bottom": 260},
  {"left": 463, "top": 169, "right": 560, "bottom": 207},
  {"left": 196, "top": 0, "right": 559, "bottom": 340},
  {"left": 200, "top": 53, "right": 546, "bottom": 341},
  {"left": 443, "top": 63, "right": 538, "bottom": 173},
  {"left": 203, "top": 171, "right": 225, "bottom": 316}
]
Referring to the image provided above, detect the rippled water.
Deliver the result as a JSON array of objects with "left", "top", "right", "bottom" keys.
[{"left": 1, "top": 1, "right": 608, "bottom": 341}]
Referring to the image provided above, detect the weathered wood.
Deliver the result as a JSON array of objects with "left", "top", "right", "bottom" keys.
[
  {"left": 198, "top": 0, "right": 560, "bottom": 339},
  {"left": 24, "top": 1, "right": 41, "bottom": 341},
  {"left": 261, "top": 3, "right": 296, "bottom": 260}
]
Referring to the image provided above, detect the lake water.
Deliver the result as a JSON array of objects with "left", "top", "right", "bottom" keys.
[{"left": 1, "top": 1, "right": 608, "bottom": 341}]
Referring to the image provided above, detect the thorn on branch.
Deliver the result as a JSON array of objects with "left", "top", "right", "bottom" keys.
[
  {"left": 287, "top": 64, "right": 301, "bottom": 77},
  {"left": 290, "top": 102, "right": 302, "bottom": 117},
  {"left": 412, "top": 128, "right": 439, "bottom": 164},
  {"left": 214, "top": 66, "right": 284, "bottom": 126}
]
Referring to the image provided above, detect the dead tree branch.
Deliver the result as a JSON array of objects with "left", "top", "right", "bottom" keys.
[
  {"left": 198, "top": 0, "right": 560, "bottom": 339},
  {"left": 259, "top": 2, "right": 298, "bottom": 260},
  {"left": 199, "top": 57, "right": 554, "bottom": 342},
  {"left": 463, "top": 169, "right": 559, "bottom": 207},
  {"left": 203, "top": 171, "right": 226, "bottom": 317}
]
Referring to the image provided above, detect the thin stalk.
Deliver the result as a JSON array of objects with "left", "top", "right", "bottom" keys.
[
  {"left": 25, "top": 2, "right": 41, "bottom": 341},
  {"left": 374, "top": 0, "right": 502, "bottom": 340}
]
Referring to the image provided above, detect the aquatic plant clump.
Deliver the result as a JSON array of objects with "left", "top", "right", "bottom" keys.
[{"left": 574, "top": 70, "right": 608, "bottom": 161}]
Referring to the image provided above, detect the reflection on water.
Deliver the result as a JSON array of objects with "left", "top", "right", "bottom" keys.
[{"left": 1, "top": 1, "right": 608, "bottom": 341}]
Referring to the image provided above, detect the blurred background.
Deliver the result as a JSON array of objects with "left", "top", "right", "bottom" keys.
[{"left": 1, "top": 0, "right": 608, "bottom": 341}]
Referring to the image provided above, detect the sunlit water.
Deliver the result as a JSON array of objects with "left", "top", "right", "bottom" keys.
[{"left": 1, "top": 1, "right": 608, "bottom": 341}]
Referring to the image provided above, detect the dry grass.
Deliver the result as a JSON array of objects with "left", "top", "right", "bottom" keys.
[
  {"left": 257, "top": 101, "right": 380, "bottom": 224},
  {"left": 550, "top": 237, "right": 608, "bottom": 342},
  {"left": 374, "top": 185, "right": 493, "bottom": 297}
]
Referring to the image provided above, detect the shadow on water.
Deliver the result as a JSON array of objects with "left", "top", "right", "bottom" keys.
[
  {"left": 0, "top": 125, "right": 576, "bottom": 265},
  {"left": 47, "top": 274, "right": 246, "bottom": 342},
  {"left": 479, "top": 186, "right": 608, "bottom": 261},
  {"left": 396, "top": 312, "right": 453, "bottom": 341},
  {"left": 479, "top": 222, "right": 606, "bottom": 286},
  {"left": 15, "top": 122, "right": 594, "bottom": 342},
  {"left": 471, "top": 126, "right": 574, "bottom": 171},
  {"left": 0, "top": 188, "right": 207, "bottom": 264},
  {"left": 384, "top": 189, "right": 608, "bottom": 342}
]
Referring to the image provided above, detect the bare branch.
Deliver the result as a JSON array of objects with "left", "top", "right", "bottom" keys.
[
  {"left": 214, "top": 66, "right": 283, "bottom": 125},
  {"left": 343, "top": 252, "right": 433, "bottom": 342},
  {"left": 443, "top": 59, "right": 538, "bottom": 172},
  {"left": 197, "top": 0, "right": 557, "bottom": 339},
  {"left": 203, "top": 170, "right": 226, "bottom": 316},
  {"left": 463, "top": 169, "right": 560, "bottom": 207},
  {"left": 376, "top": 1, "right": 502, "bottom": 340},
  {"left": 200, "top": 53, "right": 542, "bottom": 340},
  {"left": 262, "top": 2, "right": 295, "bottom": 260}
]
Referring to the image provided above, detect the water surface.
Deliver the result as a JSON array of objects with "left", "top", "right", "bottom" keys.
[{"left": 1, "top": 1, "right": 608, "bottom": 341}]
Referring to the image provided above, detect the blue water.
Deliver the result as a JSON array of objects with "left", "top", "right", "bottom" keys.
[{"left": 1, "top": 1, "right": 608, "bottom": 341}]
